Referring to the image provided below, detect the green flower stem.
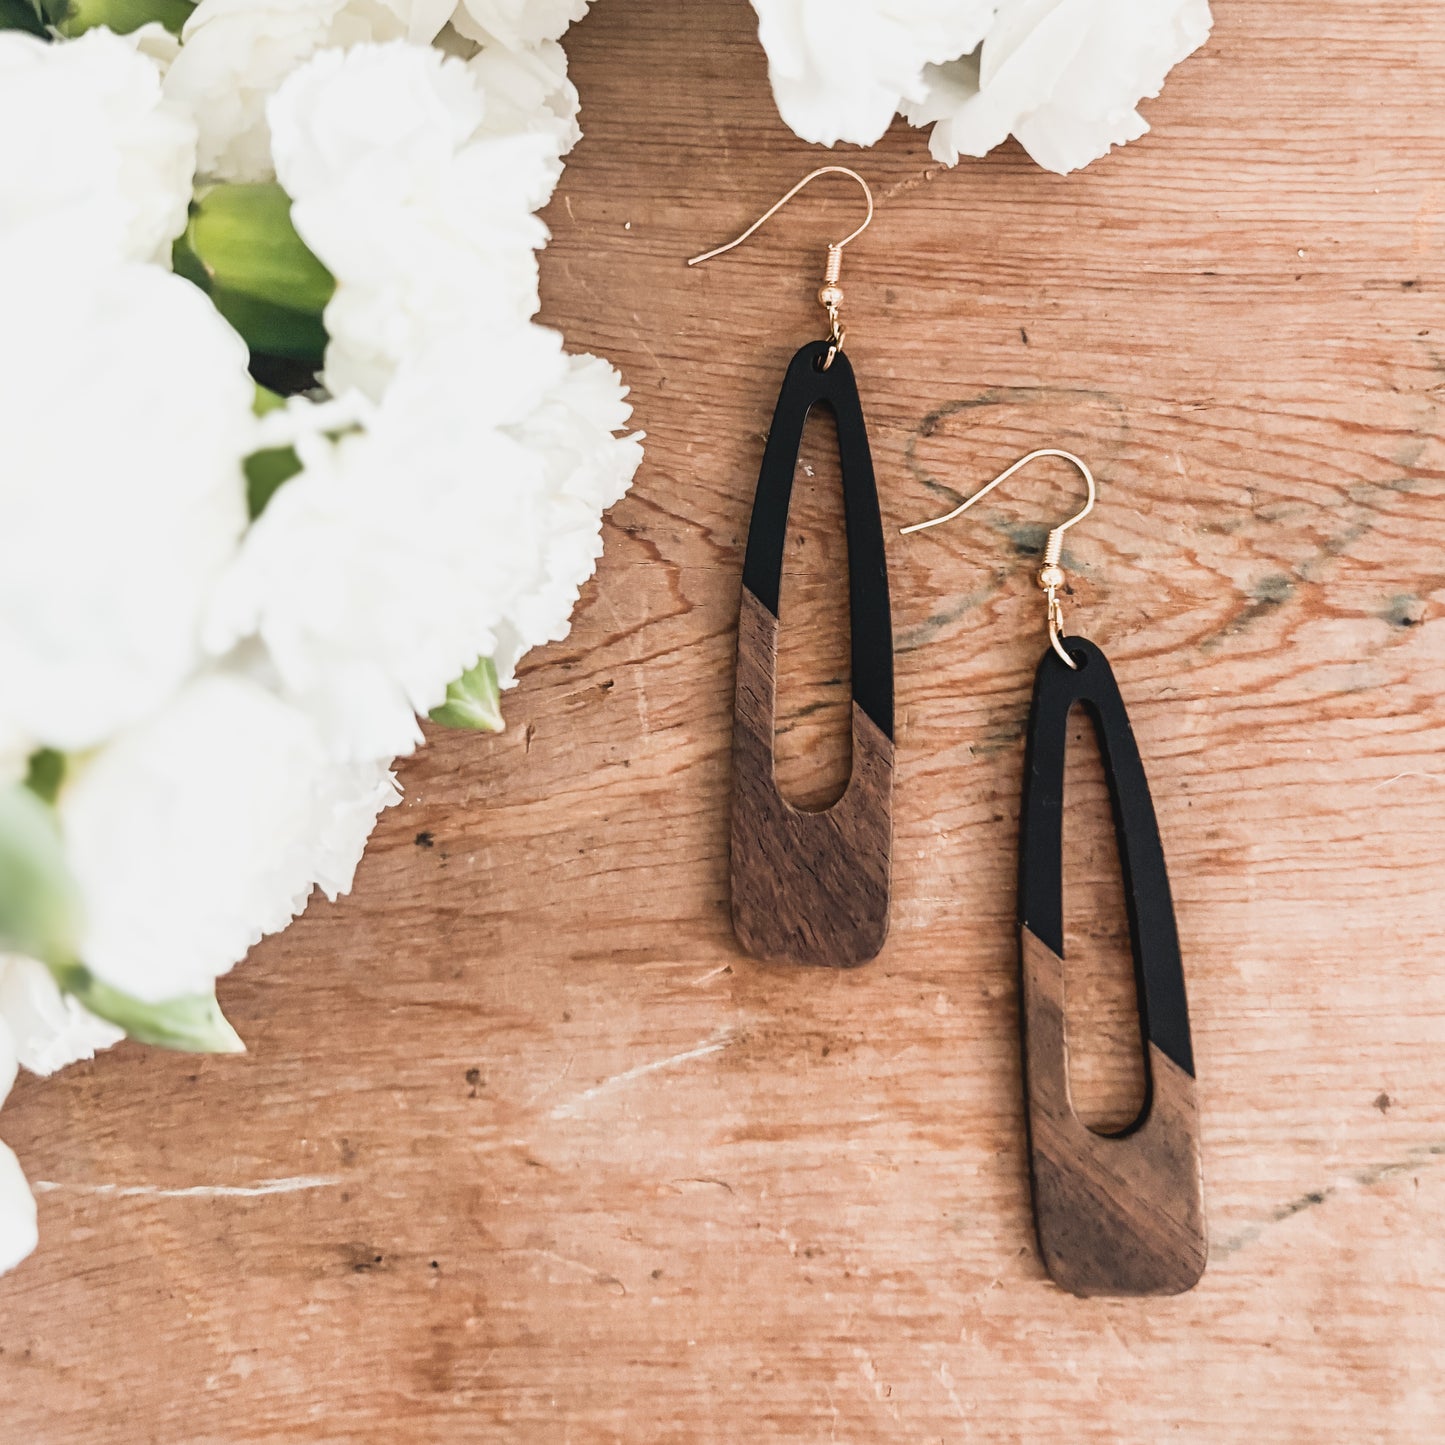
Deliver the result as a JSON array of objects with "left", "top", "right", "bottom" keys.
[
  {"left": 50, "top": 0, "right": 195, "bottom": 36},
  {"left": 176, "top": 183, "right": 335, "bottom": 366},
  {"left": 51, "top": 964, "right": 245, "bottom": 1054},
  {"left": 431, "top": 658, "right": 506, "bottom": 733}
]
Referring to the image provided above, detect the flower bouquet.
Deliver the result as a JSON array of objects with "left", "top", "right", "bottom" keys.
[{"left": 0, "top": 0, "right": 641, "bottom": 1270}]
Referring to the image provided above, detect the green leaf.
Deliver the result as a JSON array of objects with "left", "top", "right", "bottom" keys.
[
  {"left": 244, "top": 445, "right": 303, "bottom": 519},
  {"left": 184, "top": 183, "right": 335, "bottom": 315},
  {"left": 52, "top": 0, "right": 196, "bottom": 37},
  {"left": 0, "top": 1, "right": 48, "bottom": 35},
  {"left": 22, "top": 748, "right": 65, "bottom": 806},
  {"left": 50, "top": 964, "right": 245, "bottom": 1054},
  {"left": 0, "top": 783, "right": 81, "bottom": 969},
  {"left": 430, "top": 657, "right": 506, "bottom": 733},
  {"left": 213, "top": 293, "right": 331, "bottom": 367},
  {"left": 176, "top": 184, "right": 334, "bottom": 368}
]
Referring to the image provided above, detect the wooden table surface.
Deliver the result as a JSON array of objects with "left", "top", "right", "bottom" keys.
[{"left": 5, "top": 2, "right": 1445, "bottom": 1439}]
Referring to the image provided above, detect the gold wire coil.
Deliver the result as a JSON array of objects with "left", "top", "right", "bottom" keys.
[{"left": 685, "top": 167, "right": 874, "bottom": 376}]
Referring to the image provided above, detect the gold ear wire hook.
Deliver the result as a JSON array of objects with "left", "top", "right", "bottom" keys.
[
  {"left": 900, "top": 448, "right": 1097, "bottom": 670},
  {"left": 686, "top": 166, "right": 875, "bottom": 371}
]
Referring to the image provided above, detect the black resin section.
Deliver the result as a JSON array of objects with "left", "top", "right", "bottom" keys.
[
  {"left": 739, "top": 340, "right": 894, "bottom": 740},
  {"left": 1018, "top": 637, "right": 1195, "bottom": 1078}
]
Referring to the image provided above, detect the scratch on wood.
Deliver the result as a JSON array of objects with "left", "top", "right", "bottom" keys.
[
  {"left": 32, "top": 1175, "right": 343, "bottom": 1199},
  {"left": 549, "top": 1030, "right": 733, "bottom": 1118},
  {"left": 511, "top": 1248, "right": 627, "bottom": 1296},
  {"left": 935, "top": 1359, "right": 969, "bottom": 1422},
  {"left": 876, "top": 165, "right": 945, "bottom": 204},
  {"left": 689, "top": 964, "right": 732, "bottom": 986},
  {"left": 1373, "top": 770, "right": 1445, "bottom": 788}
]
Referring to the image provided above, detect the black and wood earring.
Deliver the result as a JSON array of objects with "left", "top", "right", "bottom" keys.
[
  {"left": 689, "top": 168, "right": 894, "bottom": 969},
  {"left": 903, "top": 450, "right": 1206, "bottom": 1297}
]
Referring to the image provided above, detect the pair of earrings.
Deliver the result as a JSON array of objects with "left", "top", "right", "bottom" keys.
[{"left": 690, "top": 168, "right": 1206, "bottom": 1299}]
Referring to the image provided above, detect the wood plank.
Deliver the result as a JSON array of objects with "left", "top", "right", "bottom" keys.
[{"left": 4, "top": 0, "right": 1445, "bottom": 1438}]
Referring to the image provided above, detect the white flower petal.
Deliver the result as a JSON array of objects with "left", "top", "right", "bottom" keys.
[
  {"left": 128, "top": 22, "right": 183, "bottom": 74},
  {"left": 386, "top": 0, "right": 459, "bottom": 43},
  {"left": 752, "top": 0, "right": 997, "bottom": 147},
  {"left": 491, "top": 354, "right": 643, "bottom": 685},
  {"left": 910, "top": 0, "right": 1213, "bottom": 174},
  {"left": 0, "top": 1140, "right": 37, "bottom": 1276},
  {"left": 0, "top": 733, "right": 30, "bottom": 792},
  {"left": 0, "top": 1012, "right": 15, "bottom": 1105},
  {"left": 466, "top": 36, "right": 580, "bottom": 208},
  {"left": 0, "top": 27, "right": 196, "bottom": 270},
  {"left": 452, "top": 0, "right": 590, "bottom": 49},
  {"left": 0, "top": 957, "right": 123, "bottom": 1078},
  {"left": 59, "top": 674, "right": 398, "bottom": 1003},
  {"left": 0, "top": 266, "right": 252, "bottom": 753}
]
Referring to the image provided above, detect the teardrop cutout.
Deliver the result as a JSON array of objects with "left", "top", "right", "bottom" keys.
[
  {"left": 730, "top": 341, "right": 894, "bottom": 967},
  {"left": 1017, "top": 636, "right": 1206, "bottom": 1296},
  {"left": 773, "top": 402, "right": 852, "bottom": 811},
  {"left": 1060, "top": 704, "right": 1148, "bottom": 1134}
]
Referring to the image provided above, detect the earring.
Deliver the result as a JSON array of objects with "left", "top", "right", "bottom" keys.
[
  {"left": 904, "top": 451, "right": 1206, "bottom": 1297},
  {"left": 689, "top": 168, "right": 894, "bottom": 968}
]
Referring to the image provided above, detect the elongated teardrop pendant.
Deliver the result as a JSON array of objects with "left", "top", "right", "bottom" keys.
[
  {"left": 730, "top": 341, "right": 894, "bottom": 967},
  {"left": 1018, "top": 636, "right": 1206, "bottom": 1296}
]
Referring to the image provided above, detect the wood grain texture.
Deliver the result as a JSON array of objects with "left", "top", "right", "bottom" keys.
[
  {"left": 1022, "top": 927, "right": 1207, "bottom": 1298},
  {"left": 731, "top": 588, "right": 893, "bottom": 966},
  {"left": 4, "top": 1, "right": 1445, "bottom": 1440}
]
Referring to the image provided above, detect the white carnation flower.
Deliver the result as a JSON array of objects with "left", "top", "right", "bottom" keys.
[
  {"left": 906, "top": 0, "right": 1213, "bottom": 175},
  {"left": 750, "top": 0, "right": 997, "bottom": 147},
  {"left": 0, "top": 1139, "right": 36, "bottom": 1277},
  {"left": 59, "top": 674, "right": 399, "bottom": 1004},
  {"left": 467, "top": 37, "right": 580, "bottom": 207},
  {"left": 0, "top": 27, "right": 196, "bottom": 270},
  {"left": 0, "top": 957, "right": 123, "bottom": 1078},
  {"left": 491, "top": 355, "right": 643, "bottom": 685},
  {"left": 269, "top": 41, "right": 554, "bottom": 399},
  {"left": 165, "top": 0, "right": 454, "bottom": 182},
  {"left": 0, "top": 265, "right": 252, "bottom": 754},
  {"left": 452, "top": 0, "right": 590, "bottom": 49},
  {"left": 268, "top": 36, "right": 487, "bottom": 198},
  {"left": 206, "top": 326, "right": 570, "bottom": 759}
]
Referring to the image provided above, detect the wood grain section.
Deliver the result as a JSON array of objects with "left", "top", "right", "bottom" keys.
[
  {"left": 3, "top": 1, "right": 1445, "bottom": 1440},
  {"left": 1022, "top": 926, "right": 1207, "bottom": 1297},
  {"left": 731, "top": 587, "right": 892, "bottom": 966}
]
